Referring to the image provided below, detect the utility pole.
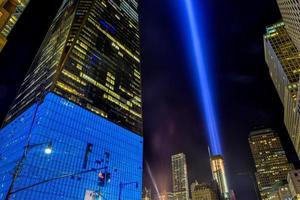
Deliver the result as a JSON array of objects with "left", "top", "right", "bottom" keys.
[
  {"left": 9, "top": 166, "right": 108, "bottom": 196},
  {"left": 5, "top": 100, "right": 43, "bottom": 200}
]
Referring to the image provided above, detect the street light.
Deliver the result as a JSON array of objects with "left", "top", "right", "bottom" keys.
[
  {"left": 4, "top": 86, "right": 50, "bottom": 200},
  {"left": 4, "top": 141, "right": 53, "bottom": 200},
  {"left": 44, "top": 142, "right": 53, "bottom": 155},
  {"left": 5, "top": 152, "right": 111, "bottom": 199}
]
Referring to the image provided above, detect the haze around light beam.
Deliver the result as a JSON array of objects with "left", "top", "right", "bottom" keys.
[{"left": 176, "top": 0, "right": 222, "bottom": 155}]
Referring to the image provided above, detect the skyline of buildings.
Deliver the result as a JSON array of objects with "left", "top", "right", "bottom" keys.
[
  {"left": 0, "top": 0, "right": 299, "bottom": 199},
  {"left": 0, "top": 0, "right": 143, "bottom": 199},
  {"left": 0, "top": 0, "right": 31, "bottom": 52},
  {"left": 248, "top": 128, "right": 294, "bottom": 200},
  {"left": 171, "top": 153, "right": 190, "bottom": 200}
]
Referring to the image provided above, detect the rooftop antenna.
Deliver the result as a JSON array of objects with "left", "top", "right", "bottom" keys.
[
  {"left": 208, "top": 146, "right": 212, "bottom": 158},
  {"left": 208, "top": 146, "right": 215, "bottom": 181}
]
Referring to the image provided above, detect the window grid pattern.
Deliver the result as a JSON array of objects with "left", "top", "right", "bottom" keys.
[
  {"left": 0, "top": 0, "right": 31, "bottom": 51},
  {"left": 171, "top": 153, "right": 189, "bottom": 200},
  {"left": 4, "top": 0, "right": 143, "bottom": 135},
  {"left": 249, "top": 129, "right": 294, "bottom": 200},
  {"left": 264, "top": 22, "right": 300, "bottom": 159},
  {"left": 277, "top": 0, "right": 300, "bottom": 51},
  {"left": 265, "top": 22, "right": 300, "bottom": 85},
  {"left": 0, "top": 93, "right": 143, "bottom": 200}
]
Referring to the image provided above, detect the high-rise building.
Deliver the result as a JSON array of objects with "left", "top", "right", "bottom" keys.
[
  {"left": 287, "top": 169, "right": 300, "bottom": 200},
  {"left": 276, "top": 0, "right": 300, "bottom": 51},
  {"left": 264, "top": 22, "right": 300, "bottom": 157},
  {"left": 0, "top": 0, "right": 143, "bottom": 199},
  {"left": 171, "top": 153, "right": 189, "bottom": 200},
  {"left": 210, "top": 155, "right": 230, "bottom": 199},
  {"left": 249, "top": 128, "right": 294, "bottom": 200},
  {"left": 191, "top": 181, "right": 218, "bottom": 200},
  {"left": 0, "top": 0, "right": 31, "bottom": 51}
]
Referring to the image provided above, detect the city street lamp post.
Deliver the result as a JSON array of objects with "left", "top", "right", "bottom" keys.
[
  {"left": 5, "top": 141, "right": 53, "bottom": 200},
  {"left": 4, "top": 94, "right": 47, "bottom": 200},
  {"left": 118, "top": 181, "right": 139, "bottom": 200},
  {"left": 4, "top": 143, "right": 112, "bottom": 200}
]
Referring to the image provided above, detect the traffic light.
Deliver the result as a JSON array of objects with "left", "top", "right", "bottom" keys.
[
  {"left": 106, "top": 172, "right": 111, "bottom": 183},
  {"left": 98, "top": 171, "right": 111, "bottom": 187}
]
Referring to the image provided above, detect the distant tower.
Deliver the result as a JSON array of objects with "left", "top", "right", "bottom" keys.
[
  {"left": 210, "top": 155, "right": 230, "bottom": 199},
  {"left": 0, "top": 0, "right": 31, "bottom": 51},
  {"left": 248, "top": 128, "right": 294, "bottom": 200},
  {"left": 171, "top": 153, "right": 189, "bottom": 200}
]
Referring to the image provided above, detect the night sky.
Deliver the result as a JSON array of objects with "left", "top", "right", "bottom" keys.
[{"left": 0, "top": 0, "right": 299, "bottom": 199}]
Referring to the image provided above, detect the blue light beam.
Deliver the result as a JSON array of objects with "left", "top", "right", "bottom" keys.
[{"left": 176, "top": 0, "right": 222, "bottom": 155}]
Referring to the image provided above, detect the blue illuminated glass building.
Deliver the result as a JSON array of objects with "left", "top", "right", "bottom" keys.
[{"left": 0, "top": 0, "right": 143, "bottom": 199}]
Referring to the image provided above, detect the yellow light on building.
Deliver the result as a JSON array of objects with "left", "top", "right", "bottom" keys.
[{"left": 210, "top": 155, "right": 230, "bottom": 199}]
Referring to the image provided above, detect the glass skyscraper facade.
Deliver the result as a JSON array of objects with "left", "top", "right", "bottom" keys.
[
  {"left": 0, "top": 0, "right": 143, "bottom": 199},
  {"left": 0, "top": 0, "right": 31, "bottom": 51},
  {"left": 264, "top": 22, "right": 300, "bottom": 157},
  {"left": 5, "top": 0, "right": 142, "bottom": 135},
  {"left": 276, "top": 0, "right": 300, "bottom": 51}
]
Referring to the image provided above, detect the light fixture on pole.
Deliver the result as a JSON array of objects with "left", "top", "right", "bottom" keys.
[{"left": 44, "top": 142, "right": 52, "bottom": 155}]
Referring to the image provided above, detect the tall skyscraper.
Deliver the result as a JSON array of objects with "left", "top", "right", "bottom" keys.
[
  {"left": 264, "top": 22, "right": 300, "bottom": 157},
  {"left": 0, "top": 0, "right": 143, "bottom": 199},
  {"left": 171, "top": 153, "right": 189, "bottom": 200},
  {"left": 0, "top": 0, "right": 31, "bottom": 51},
  {"left": 276, "top": 0, "right": 300, "bottom": 51},
  {"left": 210, "top": 155, "right": 230, "bottom": 199},
  {"left": 249, "top": 128, "right": 294, "bottom": 200},
  {"left": 191, "top": 181, "right": 218, "bottom": 200}
]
